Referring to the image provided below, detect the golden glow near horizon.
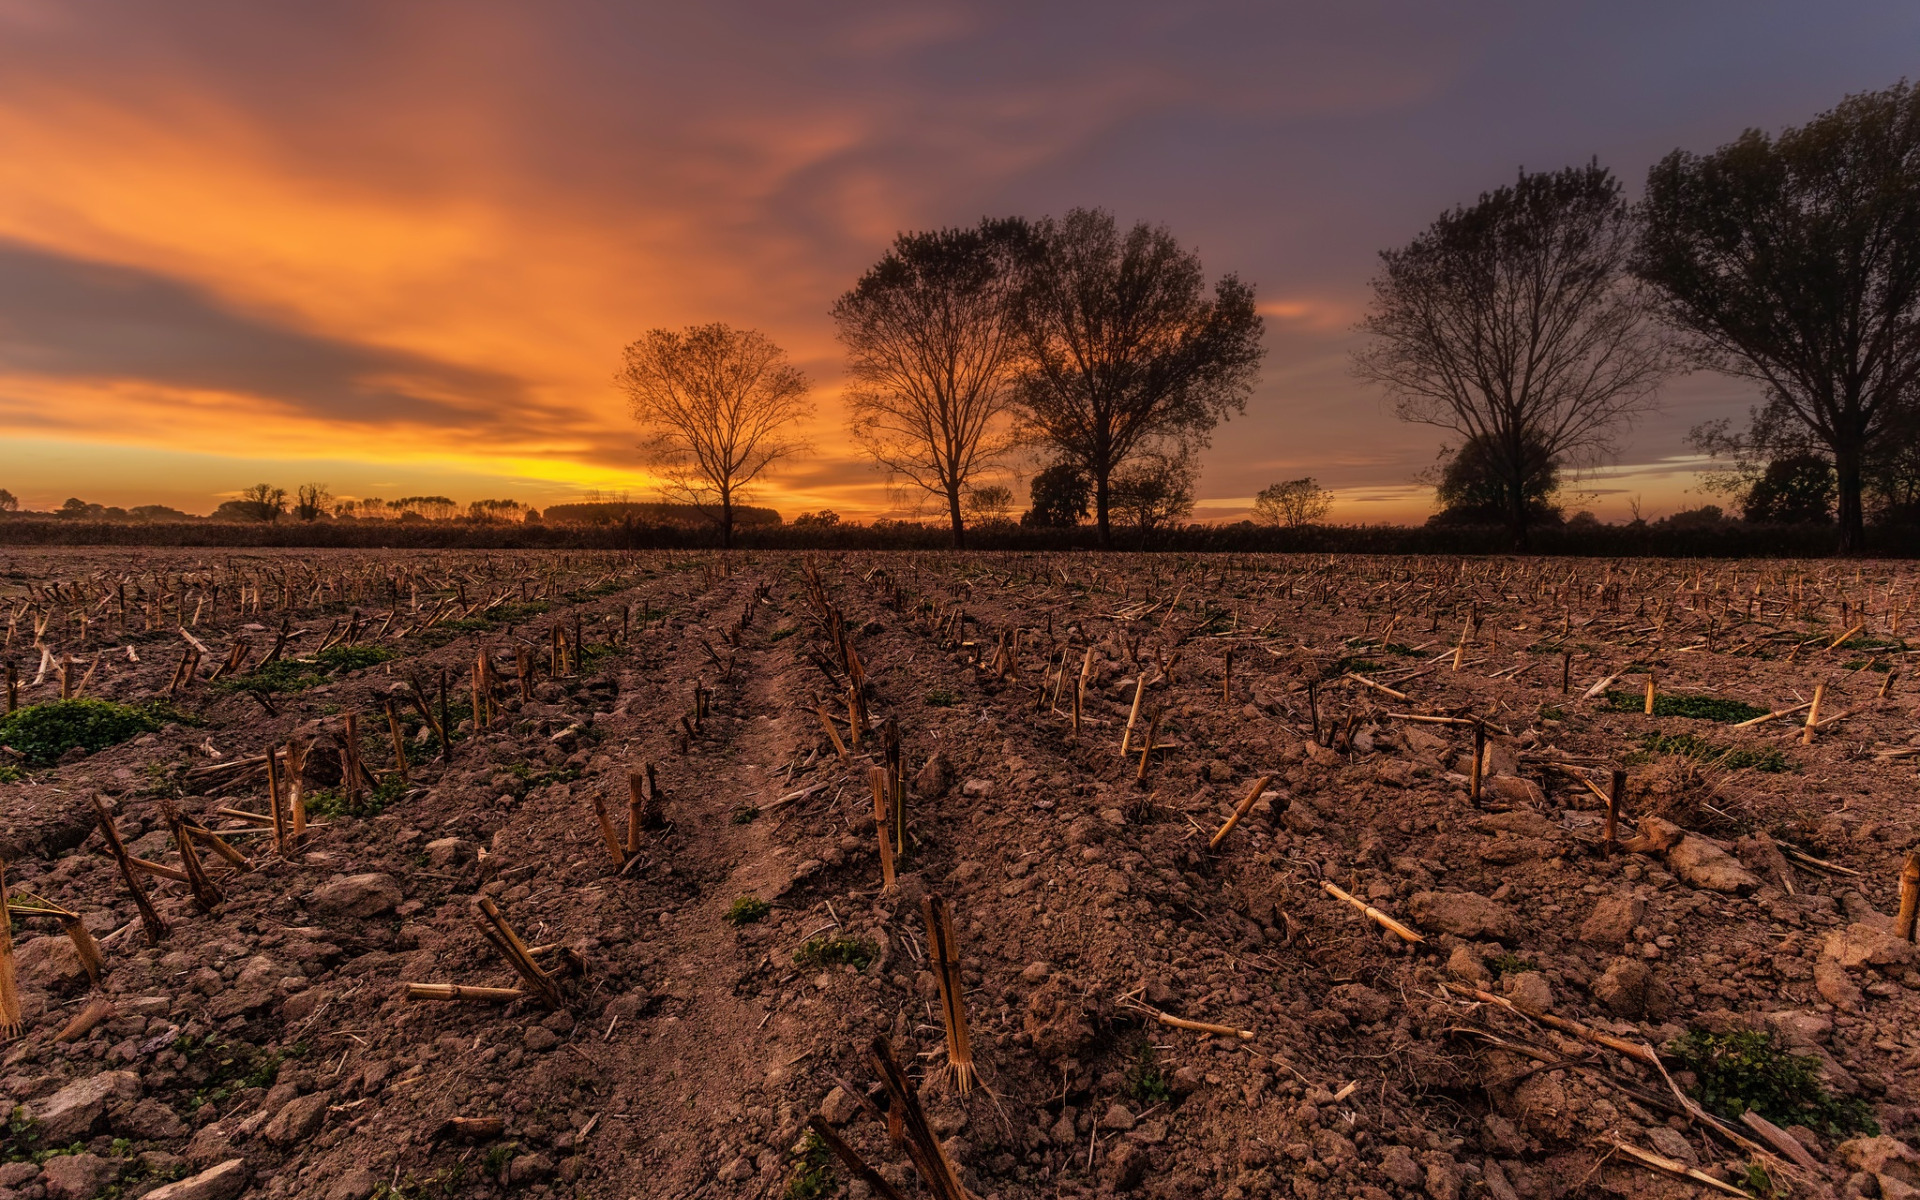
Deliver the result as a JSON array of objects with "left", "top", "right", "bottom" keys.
[{"left": 0, "top": 2, "right": 1897, "bottom": 523}]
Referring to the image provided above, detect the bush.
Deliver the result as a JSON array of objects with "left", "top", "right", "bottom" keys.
[
  {"left": 793, "top": 935, "right": 875, "bottom": 971},
  {"left": 1666, "top": 1029, "right": 1877, "bottom": 1138},
  {"left": 725, "top": 897, "right": 771, "bottom": 925},
  {"left": 0, "top": 699, "right": 170, "bottom": 765}
]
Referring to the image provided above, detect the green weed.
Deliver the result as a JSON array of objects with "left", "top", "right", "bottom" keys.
[
  {"left": 1125, "top": 1043, "right": 1172, "bottom": 1105},
  {"left": 784, "top": 1130, "right": 835, "bottom": 1200},
  {"left": 924, "top": 688, "right": 959, "bottom": 707},
  {"left": 1665, "top": 1029, "right": 1877, "bottom": 1138},
  {"left": 725, "top": 896, "right": 771, "bottom": 926},
  {"left": 793, "top": 934, "right": 875, "bottom": 971},
  {"left": 0, "top": 699, "right": 174, "bottom": 765},
  {"left": 1605, "top": 691, "right": 1770, "bottom": 723}
]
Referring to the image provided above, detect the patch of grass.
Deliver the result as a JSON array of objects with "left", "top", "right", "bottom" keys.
[
  {"left": 793, "top": 934, "right": 875, "bottom": 972},
  {"left": 304, "top": 774, "right": 407, "bottom": 819},
  {"left": 1331, "top": 656, "right": 1381, "bottom": 676},
  {"left": 1839, "top": 659, "right": 1892, "bottom": 673},
  {"left": 1487, "top": 952, "right": 1535, "bottom": 977},
  {"left": 731, "top": 805, "right": 760, "bottom": 824},
  {"left": 726, "top": 896, "right": 771, "bottom": 926},
  {"left": 0, "top": 698, "right": 170, "bottom": 765},
  {"left": 785, "top": 1130, "right": 835, "bottom": 1200},
  {"left": 1665, "top": 1028, "right": 1878, "bottom": 1139},
  {"left": 1640, "top": 732, "right": 1790, "bottom": 773},
  {"left": 1605, "top": 691, "right": 1770, "bottom": 723},
  {"left": 924, "top": 688, "right": 959, "bottom": 707},
  {"left": 1379, "top": 642, "right": 1421, "bottom": 657},
  {"left": 489, "top": 602, "right": 550, "bottom": 624},
  {"left": 481, "top": 1143, "right": 517, "bottom": 1180},
  {"left": 768, "top": 624, "right": 799, "bottom": 644},
  {"left": 0, "top": 764, "right": 20, "bottom": 784},
  {"left": 1538, "top": 705, "right": 1566, "bottom": 722},
  {"left": 1124, "top": 1043, "right": 1172, "bottom": 1105}
]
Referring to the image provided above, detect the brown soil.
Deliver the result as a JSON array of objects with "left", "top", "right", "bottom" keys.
[{"left": 0, "top": 549, "right": 1917, "bottom": 1200}]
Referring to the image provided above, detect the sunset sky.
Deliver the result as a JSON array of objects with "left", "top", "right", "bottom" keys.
[{"left": 1, "top": 1, "right": 1914, "bottom": 523}]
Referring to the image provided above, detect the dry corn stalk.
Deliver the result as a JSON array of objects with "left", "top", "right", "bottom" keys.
[
  {"left": 404, "top": 983, "right": 526, "bottom": 1004},
  {"left": 805, "top": 1118, "right": 909, "bottom": 1200},
  {"left": 264, "top": 745, "right": 287, "bottom": 856},
  {"left": 161, "top": 801, "right": 223, "bottom": 912},
  {"left": 590, "top": 792, "right": 626, "bottom": 868},
  {"left": 1120, "top": 674, "right": 1146, "bottom": 755},
  {"left": 54, "top": 997, "right": 114, "bottom": 1043},
  {"left": 1209, "top": 773, "right": 1275, "bottom": 851},
  {"left": 1320, "top": 880, "right": 1423, "bottom": 943},
  {"left": 91, "top": 793, "right": 166, "bottom": 945},
  {"left": 1802, "top": 682, "right": 1825, "bottom": 744},
  {"left": 869, "top": 767, "right": 897, "bottom": 890},
  {"left": 0, "top": 860, "right": 19, "bottom": 1038},
  {"left": 1897, "top": 850, "right": 1920, "bottom": 942},
  {"left": 283, "top": 741, "right": 309, "bottom": 851},
  {"left": 473, "top": 897, "right": 563, "bottom": 1009},
  {"left": 922, "top": 895, "right": 975, "bottom": 1094},
  {"left": 867, "top": 1036, "right": 971, "bottom": 1200}
]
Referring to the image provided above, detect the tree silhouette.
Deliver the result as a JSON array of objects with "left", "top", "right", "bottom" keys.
[{"left": 619, "top": 324, "right": 813, "bottom": 549}]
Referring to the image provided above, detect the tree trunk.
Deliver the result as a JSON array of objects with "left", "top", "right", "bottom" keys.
[
  {"left": 1508, "top": 476, "right": 1531, "bottom": 553},
  {"left": 1835, "top": 443, "right": 1865, "bottom": 556},
  {"left": 1094, "top": 470, "right": 1112, "bottom": 549},
  {"left": 721, "top": 494, "right": 734, "bottom": 550},
  {"left": 948, "top": 485, "right": 966, "bottom": 550}
]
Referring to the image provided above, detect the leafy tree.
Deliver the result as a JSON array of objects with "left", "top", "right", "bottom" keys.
[
  {"left": 833, "top": 218, "right": 1029, "bottom": 548},
  {"left": 0, "top": 489, "right": 16, "bottom": 513},
  {"left": 1109, "top": 452, "right": 1196, "bottom": 539},
  {"left": 1252, "top": 477, "right": 1333, "bottom": 527},
  {"left": 1014, "top": 208, "right": 1264, "bottom": 546},
  {"left": 1356, "top": 162, "right": 1669, "bottom": 549},
  {"left": 792, "top": 510, "right": 841, "bottom": 527},
  {"left": 236, "top": 484, "right": 286, "bottom": 522},
  {"left": 619, "top": 323, "right": 813, "bottom": 549},
  {"left": 1636, "top": 82, "right": 1920, "bottom": 553},
  {"left": 293, "top": 483, "right": 331, "bottom": 522},
  {"left": 1022, "top": 462, "right": 1090, "bottom": 527},
  {"left": 1742, "top": 454, "right": 1836, "bottom": 524},
  {"left": 1428, "top": 434, "right": 1563, "bottom": 528},
  {"left": 467, "top": 499, "right": 529, "bottom": 523}
]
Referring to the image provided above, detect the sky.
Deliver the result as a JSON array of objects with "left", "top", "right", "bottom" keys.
[{"left": 0, "top": 1, "right": 1914, "bottom": 523}]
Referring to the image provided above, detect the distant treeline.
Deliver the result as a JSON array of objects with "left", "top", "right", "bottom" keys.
[{"left": 3, "top": 516, "right": 1914, "bottom": 558}]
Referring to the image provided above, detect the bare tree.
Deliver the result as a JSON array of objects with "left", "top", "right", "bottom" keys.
[
  {"left": 294, "top": 483, "right": 331, "bottom": 522},
  {"left": 1354, "top": 162, "right": 1670, "bottom": 549},
  {"left": 1014, "top": 208, "right": 1264, "bottom": 547},
  {"left": 619, "top": 323, "right": 813, "bottom": 548},
  {"left": 833, "top": 219, "right": 1028, "bottom": 548},
  {"left": 1252, "top": 477, "right": 1333, "bottom": 528},
  {"left": 1636, "top": 82, "right": 1920, "bottom": 553}
]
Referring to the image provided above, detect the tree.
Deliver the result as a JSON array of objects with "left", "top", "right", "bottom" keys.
[
  {"left": 1636, "top": 82, "right": 1920, "bottom": 553},
  {"left": 1022, "top": 462, "right": 1090, "bottom": 527},
  {"left": 1428, "top": 434, "right": 1563, "bottom": 527},
  {"left": 236, "top": 484, "right": 287, "bottom": 522},
  {"left": 1252, "top": 477, "right": 1333, "bottom": 528},
  {"left": 619, "top": 323, "right": 813, "bottom": 549},
  {"left": 1014, "top": 208, "right": 1264, "bottom": 547},
  {"left": 1355, "top": 162, "right": 1669, "bottom": 550},
  {"left": 468, "top": 499, "right": 530, "bottom": 523},
  {"left": 1109, "top": 451, "right": 1196, "bottom": 539},
  {"left": 963, "top": 483, "right": 1015, "bottom": 524},
  {"left": 833, "top": 219, "right": 1029, "bottom": 548},
  {"left": 294, "top": 483, "right": 331, "bottom": 522},
  {"left": 0, "top": 489, "right": 16, "bottom": 513},
  {"left": 1743, "top": 455, "right": 1836, "bottom": 524}
]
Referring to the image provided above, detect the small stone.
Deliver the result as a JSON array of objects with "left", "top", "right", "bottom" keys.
[
  {"left": 1020, "top": 962, "right": 1052, "bottom": 983},
  {"left": 31, "top": 1069, "right": 141, "bottom": 1142},
  {"left": 1578, "top": 894, "right": 1645, "bottom": 948},
  {"left": 820, "top": 1086, "right": 861, "bottom": 1126},
  {"left": 1408, "top": 891, "right": 1519, "bottom": 941},
  {"left": 509, "top": 1154, "right": 556, "bottom": 1186},
  {"left": 326, "top": 1168, "right": 381, "bottom": 1200},
  {"left": 143, "top": 1159, "right": 250, "bottom": 1200},
  {"left": 1099, "top": 1102, "right": 1136, "bottom": 1131},
  {"left": 122, "top": 1097, "right": 189, "bottom": 1139},
  {"left": 1379, "top": 1145, "right": 1422, "bottom": 1187},
  {"left": 309, "top": 873, "right": 403, "bottom": 919},
  {"left": 423, "top": 837, "right": 469, "bottom": 868},
  {"left": 40, "top": 1152, "right": 113, "bottom": 1200},
  {"left": 717, "top": 1155, "right": 755, "bottom": 1183},
  {"left": 262, "top": 1091, "right": 328, "bottom": 1145},
  {"left": 1502, "top": 971, "right": 1554, "bottom": 1012},
  {"left": 523, "top": 1027, "right": 560, "bottom": 1053}
]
